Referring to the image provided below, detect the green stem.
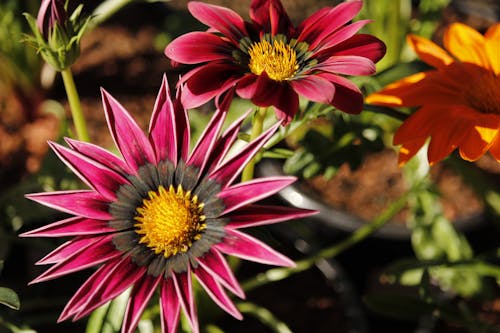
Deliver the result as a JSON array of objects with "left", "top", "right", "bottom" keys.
[
  {"left": 241, "top": 107, "right": 268, "bottom": 182},
  {"left": 61, "top": 68, "right": 89, "bottom": 142},
  {"left": 241, "top": 190, "right": 411, "bottom": 291},
  {"left": 363, "top": 103, "right": 409, "bottom": 122}
]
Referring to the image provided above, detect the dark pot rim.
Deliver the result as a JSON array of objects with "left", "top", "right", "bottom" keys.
[{"left": 259, "top": 159, "right": 485, "bottom": 240}]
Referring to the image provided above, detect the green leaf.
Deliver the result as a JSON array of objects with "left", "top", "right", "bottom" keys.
[
  {"left": 86, "top": 290, "right": 129, "bottom": 333},
  {"left": 0, "top": 287, "right": 20, "bottom": 310}
]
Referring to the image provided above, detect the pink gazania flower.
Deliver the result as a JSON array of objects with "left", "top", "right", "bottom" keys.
[
  {"left": 21, "top": 76, "right": 315, "bottom": 333},
  {"left": 164, "top": 0, "right": 386, "bottom": 124}
]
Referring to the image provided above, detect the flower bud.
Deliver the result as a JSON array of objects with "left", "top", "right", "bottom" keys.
[{"left": 36, "top": 0, "right": 67, "bottom": 39}]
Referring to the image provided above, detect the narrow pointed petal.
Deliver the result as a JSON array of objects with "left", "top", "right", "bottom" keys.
[
  {"left": 160, "top": 280, "right": 181, "bottom": 333},
  {"left": 58, "top": 258, "right": 120, "bottom": 322},
  {"left": 30, "top": 235, "right": 120, "bottom": 284},
  {"left": 188, "top": 1, "right": 247, "bottom": 43},
  {"left": 65, "top": 138, "right": 132, "bottom": 176},
  {"left": 165, "top": 32, "right": 233, "bottom": 64},
  {"left": 194, "top": 266, "right": 242, "bottom": 319},
  {"left": 174, "top": 87, "right": 191, "bottom": 163},
  {"left": 101, "top": 89, "right": 156, "bottom": 172},
  {"left": 216, "top": 228, "right": 295, "bottom": 267},
  {"left": 71, "top": 259, "right": 147, "bottom": 321},
  {"left": 122, "top": 275, "right": 162, "bottom": 333},
  {"left": 290, "top": 75, "right": 335, "bottom": 104},
  {"left": 218, "top": 176, "right": 296, "bottom": 215},
  {"left": 197, "top": 249, "right": 244, "bottom": 299},
  {"left": 226, "top": 204, "right": 317, "bottom": 229},
  {"left": 206, "top": 109, "right": 252, "bottom": 174},
  {"left": 187, "top": 109, "right": 227, "bottom": 174},
  {"left": 20, "top": 217, "right": 114, "bottom": 238},
  {"left": 210, "top": 122, "right": 281, "bottom": 188},
  {"left": 36, "top": 236, "right": 101, "bottom": 265},
  {"left": 173, "top": 268, "right": 199, "bottom": 333},
  {"left": 149, "top": 75, "right": 178, "bottom": 164},
  {"left": 49, "top": 142, "right": 128, "bottom": 201},
  {"left": 26, "top": 190, "right": 111, "bottom": 220}
]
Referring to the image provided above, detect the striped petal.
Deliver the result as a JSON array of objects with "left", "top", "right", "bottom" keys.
[
  {"left": 216, "top": 228, "right": 294, "bottom": 267},
  {"left": 49, "top": 141, "right": 128, "bottom": 201},
  {"left": 19, "top": 216, "right": 114, "bottom": 238},
  {"left": 160, "top": 280, "right": 181, "bottom": 333},
  {"left": 226, "top": 204, "right": 317, "bottom": 229},
  {"left": 36, "top": 236, "right": 101, "bottom": 265},
  {"left": 317, "top": 55, "right": 376, "bottom": 76},
  {"left": 26, "top": 190, "right": 111, "bottom": 220},
  {"left": 122, "top": 275, "right": 162, "bottom": 333},
  {"left": 218, "top": 176, "right": 296, "bottom": 215},
  {"left": 196, "top": 249, "right": 244, "bottom": 298},
  {"left": 102, "top": 89, "right": 156, "bottom": 172},
  {"left": 194, "top": 265, "right": 242, "bottom": 319},
  {"left": 30, "top": 235, "right": 120, "bottom": 284},
  {"left": 173, "top": 268, "right": 198, "bottom": 333}
]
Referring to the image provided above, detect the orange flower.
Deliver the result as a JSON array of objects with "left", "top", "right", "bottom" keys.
[{"left": 367, "top": 22, "right": 500, "bottom": 165}]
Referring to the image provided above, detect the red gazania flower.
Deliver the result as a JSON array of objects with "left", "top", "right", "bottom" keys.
[
  {"left": 164, "top": 0, "right": 385, "bottom": 123},
  {"left": 21, "top": 76, "right": 315, "bottom": 333},
  {"left": 367, "top": 22, "right": 500, "bottom": 165}
]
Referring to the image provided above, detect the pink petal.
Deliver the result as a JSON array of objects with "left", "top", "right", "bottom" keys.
[
  {"left": 181, "top": 63, "right": 241, "bottom": 109},
  {"left": 101, "top": 89, "right": 156, "bottom": 172},
  {"left": 165, "top": 32, "right": 234, "bottom": 64},
  {"left": 71, "top": 257, "right": 147, "bottom": 321},
  {"left": 206, "top": 109, "right": 252, "bottom": 174},
  {"left": 188, "top": 1, "right": 248, "bottom": 43},
  {"left": 30, "top": 235, "right": 120, "bottom": 284},
  {"left": 218, "top": 176, "right": 296, "bottom": 215},
  {"left": 187, "top": 109, "right": 227, "bottom": 174},
  {"left": 312, "top": 20, "right": 371, "bottom": 54},
  {"left": 20, "top": 216, "right": 114, "bottom": 238},
  {"left": 331, "top": 33, "right": 386, "bottom": 63},
  {"left": 194, "top": 265, "right": 242, "bottom": 319},
  {"left": 297, "top": 0, "right": 363, "bottom": 48},
  {"left": 26, "top": 190, "right": 112, "bottom": 220},
  {"left": 316, "top": 55, "right": 376, "bottom": 76},
  {"left": 216, "top": 228, "right": 295, "bottom": 267},
  {"left": 196, "top": 249, "right": 244, "bottom": 298},
  {"left": 174, "top": 86, "right": 191, "bottom": 163},
  {"left": 173, "top": 268, "right": 199, "bottom": 333},
  {"left": 210, "top": 122, "right": 281, "bottom": 188},
  {"left": 226, "top": 204, "right": 317, "bottom": 229},
  {"left": 318, "top": 73, "right": 364, "bottom": 114},
  {"left": 149, "top": 75, "right": 178, "bottom": 164},
  {"left": 160, "top": 280, "right": 181, "bottom": 333},
  {"left": 35, "top": 236, "right": 101, "bottom": 265},
  {"left": 49, "top": 141, "right": 128, "bottom": 201},
  {"left": 65, "top": 138, "right": 132, "bottom": 176},
  {"left": 122, "top": 275, "right": 162, "bottom": 333},
  {"left": 290, "top": 75, "right": 335, "bottom": 104}
]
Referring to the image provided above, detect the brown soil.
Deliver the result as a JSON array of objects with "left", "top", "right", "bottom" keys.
[{"left": 305, "top": 149, "right": 484, "bottom": 224}]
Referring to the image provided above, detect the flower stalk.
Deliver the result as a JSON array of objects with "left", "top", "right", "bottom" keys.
[
  {"left": 241, "top": 188, "right": 412, "bottom": 291},
  {"left": 60, "top": 67, "right": 89, "bottom": 141},
  {"left": 241, "top": 107, "right": 268, "bottom": 182}
]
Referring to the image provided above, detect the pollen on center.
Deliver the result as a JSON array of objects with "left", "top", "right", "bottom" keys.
[
  {"left": 248, "top": 39, "right": 299, "bottom": 81},
  {"left": 134, "top": 185, "right": 206, "bottom": 258}
]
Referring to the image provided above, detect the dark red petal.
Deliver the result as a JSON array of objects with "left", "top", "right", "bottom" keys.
[
  {"left": 331, "top": 34, "right": 387, "bottom": 64},
  {"left": 318, "top": 73, "right": 364, "bottom": 114},
  {"left": 250, "top": 0, "right": 292, "bottom": 35},
  {"left": 272, "top": 84, "right": 299, "bottom": 125}
]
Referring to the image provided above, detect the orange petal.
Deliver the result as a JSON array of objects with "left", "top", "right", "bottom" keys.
[
  {"left": 485, "top": 23, "right": 500, "bottom": 75},
  {"left": 459, "top": 114, "right": 500, "bottom": 161},
  {"left": 397, "top": 138, "right": 427, "bottom": 166},
  {"left": 488, "top": 136, "right": 500, "bottom": 162},
  {"left": 427, "top": 117, "right": 470, "bottom": 165},
  {"left": 407, "top": 34, "right": 454, "bottom": 69},
  {"left": 394, "top": 105, "right": 447, "bottom": 145},
  {"left": 444, "top": 23, "right": 490, "bottom": 69}
]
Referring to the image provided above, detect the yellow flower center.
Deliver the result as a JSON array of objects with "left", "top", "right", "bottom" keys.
[
  {"left": 465, "top": 71, "right": 500, "bottom": 115},
  {"left": 134, "top": 185, "right": 206, "bottom": 258},
  {"left": 248, "top": 39, "right": 299, "bottom": 81}
]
